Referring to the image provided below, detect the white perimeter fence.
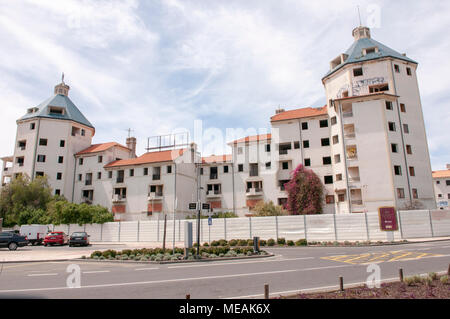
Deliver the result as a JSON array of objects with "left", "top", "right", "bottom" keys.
[{"left": 47, "top": 210, "right": 450, "bottom": 243}]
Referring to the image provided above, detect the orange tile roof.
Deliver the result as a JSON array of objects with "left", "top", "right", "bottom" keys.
[
  {"left": 432, "top": 170, "right": 450, "bottom": 179},
  {"left": 333, "top": 92, "right": 399, "bottom": 101},
  {"left": 230, "top": 134, "right": 271, "bottom": 145},
  {"left": 76, "top": 142, "right": 130, "bottom": 156},
  {"left": 270, "top": 106, "right": 328, "bottom": 122},
  {"left": 202, "top": 154, "right": 232, "bottom": 164},
  {"left": 104, "top": 149, "right": 186, "bottom": 168}
]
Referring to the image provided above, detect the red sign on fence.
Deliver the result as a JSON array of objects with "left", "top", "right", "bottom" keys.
[{"left": 378, "top": 207, "right": 398, "bottom": 231}]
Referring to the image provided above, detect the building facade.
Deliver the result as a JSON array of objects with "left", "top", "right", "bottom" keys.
[
  {"left": 1, "top": 25, "right": 437, "bottom": 220},
  {"left": 433, "top": 165, "right": 450, "bottom": 210}
]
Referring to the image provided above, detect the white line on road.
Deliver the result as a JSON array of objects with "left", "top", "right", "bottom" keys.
[
  {"left": 134, "top": 268, "right": 159, "bottom": 271},
  {"left": 0, "top": 264, "right": 350, "bottom": 294},
  {"left": 82, "top": 270, "right": 110, "bottom": 274},
  {"left": 27, "top": 273, "right": 58, "bottom": 277},
  {"left": 167, "top": 257, "right": 315, "bottom": 269}
]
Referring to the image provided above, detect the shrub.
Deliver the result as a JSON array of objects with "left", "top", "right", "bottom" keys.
[
  {"left": 99, "top": 256, "right": 105, "bottom": 260},
  {"left": 121, "top": 249, "right": 132, "bottom": 256},
  {"left": 428, "top": 272, "right": 437, "bottom": 281},
  {"left": 203, "top": 242, "right": 209, "bottom": 247},
  {"left": 333, "top": 241, "right": 339, "bottom": 246},
  {"left": 424, "top": 277, "right": 433, "bottom": 286},
  {"left": 102, "top": 249, "right": 117, "bottom": 258},
  {"left": 259, "top": 239, "right": 266, "bottom": 246},
  {"left": 121, "top": 255, "right": 129, "bottom": 260},
  {"left": 440, "top": 276, "right": 448, "bottom": 284},
  {"left": 246, "top": 251, "right": 253, "bottom": 256},
  {"left": 247, "top": 239, "right": 254, "bottom": 247},
  {"left": 209, "top": 254, "right": 218, "bottom": 258},
  {"left": 218, "top": 239, "right": 228, "bottom": 246},
  {"left": 252, "top": 201, "right": 289, "bottom": 216},
  {"left": 277, "top": 238, "right": 286, "bottom": 245},
  {"left": 404, "top": 277, "right": 415, "bottom": 286},
  {"left": 229, "top": 239, "right": 238, "bottom": 246},
  {"left": 91, "top": 251, "right": 102, "bottom": 258},
  {"left": 413, "top": 275, "right": 423, "bottom": 284},
  {"left": 267, "top": 239, "right": 275, "bottom": 246},
  {"left": 237, "top": 239, "right": 248, "bottom": 246},
  {"left": 287, "top": 240, "right": 294, "bottom": 246},
  {"left": 211, "top": 240, "right": 220, "bottom": 247},
  {"left": 295, "top": 239, "right": 307, "bottom": 246},
  {"left": 140, "top": 256, "right": 148, "bottom": 261}
]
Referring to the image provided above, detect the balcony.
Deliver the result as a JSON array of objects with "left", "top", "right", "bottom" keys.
[
  {"left": 246, "top": 188, "right": 263, "bottom": 197},
  {"left": 82, "top": 197, "right": 93, "bottom": 205},
  {"left": 116, "top": 177, "right": 124, "bottom": 183},
  {"left": 351, "top": 200, "right": 363, "bottom": 206},
  {"left": 112, "top": 195, "right": 126, "bottom": 203},
  {"left": 3, "top": 167, "right": 12, "bottom": 176},
  {"left": 85, "top": 180, "right": 92, "bottom": 186},
  {"left": 342, "top": 111, "right": 353, "bottom": 118},
  {"left": 209, "top": 174, "right": 218, "bottom": 180},
  {"left": 346, "top": 145, "right": 358, "bottom": 160},
  {"left": 206, "top": 189, "right": 222, "bottom": 198},
  {"left": 152, "top": 174, "right": 161, "bottom": 181},
  {"left": 148, "top": 192, "right": 163, "bottom": 201}
]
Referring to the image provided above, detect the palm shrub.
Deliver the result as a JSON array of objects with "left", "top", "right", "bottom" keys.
[{"left": 267, "top": 239, "right": 276, "bottom": 246}]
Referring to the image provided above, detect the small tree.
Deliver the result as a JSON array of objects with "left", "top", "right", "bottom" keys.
[
  {"left": 285, "top": 164, "right": 325, "bottom": 215},
  {"left": 253, "top": 201, "right": 289, "bottom": 216}
]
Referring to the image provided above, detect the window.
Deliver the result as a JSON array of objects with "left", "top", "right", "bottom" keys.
[
  {"left": 237, "top": 147, "right": 243, "bottom": 155},
  {"left": 336, "top": 174, "right": 343, "bottom": 181},
  {"left": 406, "top": 67, "right": 412, "bottom": 76},
  {"left": 117, "top": 170, "right": 125, "bottom": 183},
  {"left": 79, "top": 158, "right": 84, "bottom": 165},
  {"left": 282, "top": 162, "right": 289, "bottom": 170},
  {"left": 37, "top": 155, "right": 46, "bottom": 162},
  {"left": 403, "top": 124, "right": 409, "bottom": 134},
  {"left": 303, "top": 140, "right": 310, "bottom": 148},
  {"left": 365, "top": 47, "right": 376, "bottom": 55},
  {"left": 406, "top": 145, "right": 412, "bottom": 155},
  {"left": 409, "top": 167, "right": 415, "bottom": 177},
  {"left": 238, "top": 164, "right": 244, "bottom": 172},
  {"left": 98, "top": 156, "right": 103, "bottom": 163},
  {"left": 323, "top": 157, "right": 332, "bottom": 165},
  {"left": 332, "top": 135, "right": 339, "bottom": 145},
  {"left": 167, "top": 165, "right": 172, "bottom": 174},
  {"left": 338, "top": 194, "right": 345, "bottom": 202},
  {"left": 81, "top": 129, "right": 85, "bottom": 136},
  {"left": 438, "top": 194, "right": 443, "bottom": 198},
  {"left": 56, "top": 172, "right": 62, "bottom": 180},
  {"left": 304, "top": 158, "right": 311, "bottom": 167},
  {"left": 446, "top": 180, "right": 450, "bottom": 186},
  {"left": 96, "top": 172, "right": 100, "bottom": 180},
  {"left": 448, "top": 194, "right": 450, "bottom": 200},
  {"left": 60, "top": 140, "right": 65, "bottom": 147},
  {"left": 39, "top": 138, "right": 48, "bottom": 146},
  {"left": 114, "top": 187, "right": 127, "bottom": 199},
  {"left": 369, "top": 84, "right": 389, "bottom": 93},
  {"left": 326, "top": 195, "right": 335, "bottom": 204},
  {"left": 331, "top": 116, "right": 337, "bottom": 125},
  {"left": 210, "top": 167, "right": 219, "bottom": 179},
  {"left": 279, "top": 143, "right": 292, "bottom": 155},
  {"left": 324, "top": 176, "right": 333, "bottom": 184},
  {"left": 249, "top": 164, "right": 258, "bottom": 177},
  {"left": 265, "top": 162, "right": 271, "bottom": 169},
  {"left": 36, "top": 172, "right": 44, "bottom": 177},
  {"left": 71, "top": 127, "right": 80, "bottom": 136},
  {"left": 294, "top": 141, "right": 300, "bottom": 149},
  {"left": 436, "top": 181, "right": 440, "bottom": 185},
  {"left": 49, "top": 107, "right": 64, "bottom": 115},
  {"left": 302, "top": 122, "right": 308, "bottom": 130},
  {"left": 265, "top": 144, "right": 271, "bottom": 152},
  {"left": 386, "top": 101, "right": 393, "bottom": 110},
  {"left": 108, "top": 171, "right": 113, "bottom": 179},
  {"left": 143, "top": 167, "right": 148, "bottom": 176},
  {"left": 224, "top": 165, "right": 229, "bottom": 173},
  {"left": 394, "top": 165, "right": 402, "bottom": 176},
  {"left": 321, "top": 138, "right": 330, "bottom": 146},
  {"left": 397, "top": 188, "right": 405, "bottom": 199},
  {"left": 200, "top": 167, "right": 204, "bottom": 175},
  {"left": 353, "top": 68, "right": 363, "bottom": 77},
  {"left": 55, "top": 189, "right": 61, "bottom": 196},
  {"left": 391, "top": 144, "right": 398, "bottom": 153},
  {"left": 153, "top": 167, "right": 161, "bottom": 180},
  {"left": 58, "top": 156, "right": 64, "bottom": 164},
  {"left": 320, "top": 120, "right": 328, "bottom": 128},
  {"left": 394, "top": 64, "right": 400, "bottom": 73},
  {"left": 30, "top": 123, "right": 36, "bottom": 130},
  {"left": 78, "top": 174, "right": 82, "bottom": 181},
  {"left": 334, "top": 154, "right": 341, "bottom": 163},
  {"left": 400, "top": 104, "right": 406, "bottom": 113},
  {"left": 85, "top": 173, "right": 92, "bottom": 186},
  {"left": 412, "top": 189, "right": 418, "bottom": 199},
  {"left": 18, "top": 140, "right": 26, "bottom": 150},
  {"left": 388, "top": 122, "right": 396, "bottom": 132}
]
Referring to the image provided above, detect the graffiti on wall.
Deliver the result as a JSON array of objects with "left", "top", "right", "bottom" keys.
[{"left": 335, "top": 77, "right": 386, "bottom": 98}]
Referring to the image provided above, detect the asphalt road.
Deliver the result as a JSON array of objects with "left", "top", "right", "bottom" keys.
[{"left": 0, "top": 240, "right": 449, "bottom": 299}]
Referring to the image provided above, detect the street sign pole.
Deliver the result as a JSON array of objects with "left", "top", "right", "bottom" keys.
[{"left": 196, "top": 204, "right": 201, "bottom": 257}]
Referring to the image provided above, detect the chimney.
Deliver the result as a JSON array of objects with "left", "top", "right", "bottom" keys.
[
  {"left": 275, "top": 108, "right": 285, "bottom": 114},
  {"left": 126, "top": 137, "right": 137, "bottom": 158}
]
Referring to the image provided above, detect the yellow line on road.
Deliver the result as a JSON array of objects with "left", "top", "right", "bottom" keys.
[{"left": 387, "top": 251, "right": 413, "bottom": 262}]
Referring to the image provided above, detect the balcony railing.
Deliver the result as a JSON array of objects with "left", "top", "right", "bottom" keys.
[
  {"left": 351, "top": 200, "right": 363, "bottom": 206},
  {"left": 349, "top": 176, "right": 360, "bottom": 182},
  {"left": 279, "top": 149, "right": 289, "bottom": 155},
  {"left": 207, "top": 190, "right": 221, "bottom": 195},
  {"left": 116, "top": 177, "right": 124, "bottom": 183},
  {"left": 209, "top": 174, "right": 218, "bottom": 180},
  {"left": 152, "top": 174, "right": 161, "bottom": 180},
  {"left": 344, "top": 133, "right": 356, "bottom": 139},
  {"left": 246, "top": 188, "right": 263, "bottom": 195},
  {"left": 112, "top": 195, "right": 126, "bottom": 202},
  {"left": 85, "top": 180, "right": 92, "bottom": 186},
  {"left": 343, "top": 112, "right": 353, "bottom": 118}
]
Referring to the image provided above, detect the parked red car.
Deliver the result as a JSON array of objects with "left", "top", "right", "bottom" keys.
[{"left": 43, "top": 232, "right": 69, "bottom": 246}]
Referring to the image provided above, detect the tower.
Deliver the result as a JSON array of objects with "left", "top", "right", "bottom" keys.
[
  {"left": 10, "top": 77, "right": 95, "bottom": 198},
  {"left": 322, "top": 26, "right": 435, "bottom": 212}
]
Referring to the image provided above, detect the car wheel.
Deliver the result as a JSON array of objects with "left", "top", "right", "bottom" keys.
[
  {"left": 8, "top": 242, "right": 18, "bottom": 251},
  {"left": 44, "top": 243, "right": 48, "bottom": 247}
]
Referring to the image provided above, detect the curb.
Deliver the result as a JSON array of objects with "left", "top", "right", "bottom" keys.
[
  {"left": 74, "top": 253, "right": 275, "bottom": 265},
  {"left": 273, "top": 270, "right": 449, "bottom": 299},
  {"left": 0, "top": 259, "right": 77, "bottom": 264}
]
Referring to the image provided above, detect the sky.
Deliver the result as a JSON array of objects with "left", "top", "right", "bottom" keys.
[{"left": 0, "top": 0, "right": 449, "bottom": 170}]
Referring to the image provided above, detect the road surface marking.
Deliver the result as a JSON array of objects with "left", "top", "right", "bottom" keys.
[
  {"left": 27, "top": 273, "right": 58, "bottom": 277},
  {"left": 134, "top": 268, "right": 159, "bottom": 271},
  {"left": 322, "top": 250, "right": 443, "bottom": 264},
  {"left": 167, "top": 257, "right": 314, "bottom": 269},
  {"left": 82, "top": 270, "right": 110, "bottom": 274},
  {"left": 0, "top": 265, "right": 351, "bottom": 294}
]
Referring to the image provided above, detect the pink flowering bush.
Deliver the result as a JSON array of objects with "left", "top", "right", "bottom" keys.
[{"left": 284, "top": 164, "right": 324, "bottom": 215}]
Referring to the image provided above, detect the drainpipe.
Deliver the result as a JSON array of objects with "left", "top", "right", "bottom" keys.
[
  {"left": 338, "top": 102, "right": 352, "bottom": 214},
  {"left": 172, "top": 162, "right": 177, "bottom": 253},
  {"left": 31, "top": 118, "right": 42, "bottom": 180},
  {"left": 71, "top": 154, "right": 77, "bottom": 202}
]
